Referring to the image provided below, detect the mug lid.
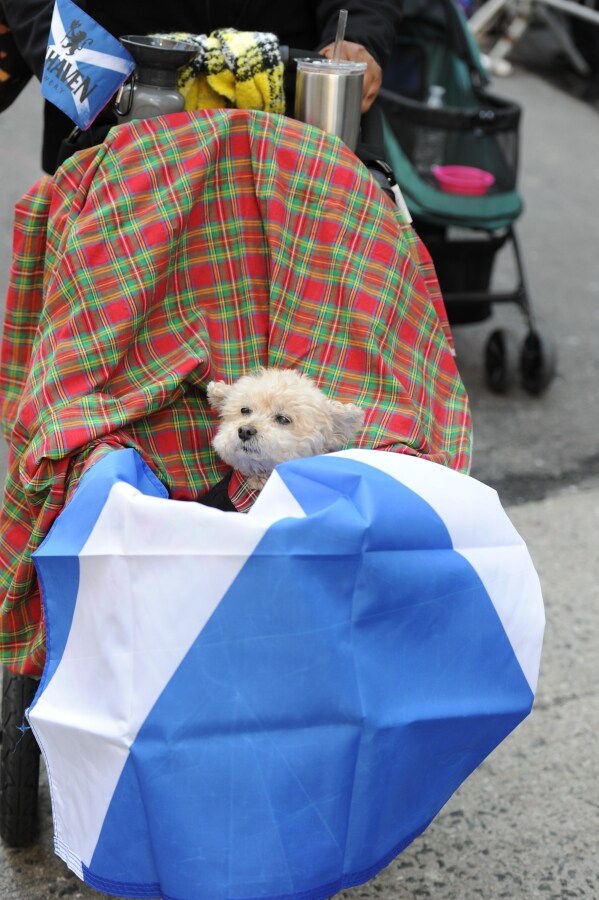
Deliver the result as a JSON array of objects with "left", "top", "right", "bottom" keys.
[{"left": 295, "top": 58, "right": 367, "bottom": 74}]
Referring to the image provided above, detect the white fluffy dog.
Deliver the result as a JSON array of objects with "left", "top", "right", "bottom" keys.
[{"left": 207, "top": 368, "right": 365, "bottom": 490}]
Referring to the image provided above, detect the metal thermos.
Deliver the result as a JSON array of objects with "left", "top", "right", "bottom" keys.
[
  {"left": 116, "top": 35, "right": 197, "bottom": 122},
  {"left": 294, "top": 58, "right": 366, "bottom": 151}
]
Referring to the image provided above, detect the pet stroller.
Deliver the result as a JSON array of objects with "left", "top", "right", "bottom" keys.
[
  {"left": 379, "top": 0, "right": 556, "bottom": 394},
  {"left": 0, "top": 81, "right": 542, "bottom": 900}
]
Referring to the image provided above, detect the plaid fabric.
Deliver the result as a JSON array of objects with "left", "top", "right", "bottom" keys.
[{"left": 0, "top": 109, "right": 471, "bottom": 675}]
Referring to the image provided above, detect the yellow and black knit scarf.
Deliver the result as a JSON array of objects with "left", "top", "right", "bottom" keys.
[{"left": 157, "top": 28, "right": 285, "bottom": 114}]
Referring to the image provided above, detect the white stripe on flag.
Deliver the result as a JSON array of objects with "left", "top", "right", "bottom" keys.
[
  {"left": 74, "top": 46, "right": 137, "bottom": 74},
  {"left": 333, "top": 450, "right": 545, "bottom": 692}
]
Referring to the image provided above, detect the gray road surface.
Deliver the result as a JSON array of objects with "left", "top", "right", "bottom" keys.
[{"left": 0, "top": 61, "right": 598, "bottom": 899}]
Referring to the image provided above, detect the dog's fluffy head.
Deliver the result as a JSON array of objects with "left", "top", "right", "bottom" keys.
[{"left": 207, "top": 368, "right": 364, "bottom": 479}]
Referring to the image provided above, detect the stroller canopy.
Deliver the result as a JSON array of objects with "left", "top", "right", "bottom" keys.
[{"left": 0, "top": 108, "right": 471, "bottom": 675}]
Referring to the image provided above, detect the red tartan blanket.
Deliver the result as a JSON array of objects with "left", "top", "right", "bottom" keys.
[{"left": 0, "top": 109, "right": 471, "bottom": 674}]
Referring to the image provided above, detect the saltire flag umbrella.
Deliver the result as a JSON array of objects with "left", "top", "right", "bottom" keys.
[
  {"left": 29, "top": 448, "right": 544, "bottom": 900},
  {"left": 41, "top": 0, "right": 135, "bottom": 130}
]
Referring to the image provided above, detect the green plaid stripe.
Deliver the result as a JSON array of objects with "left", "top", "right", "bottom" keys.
[{"left": 0, "top": 109, "right": 471, "bottom": 674}]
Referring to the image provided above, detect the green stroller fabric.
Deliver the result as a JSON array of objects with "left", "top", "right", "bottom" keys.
[{"left": 381, "top": 0, "right": 523, "bottom": 229}]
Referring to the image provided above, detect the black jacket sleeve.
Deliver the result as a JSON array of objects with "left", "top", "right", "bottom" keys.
[
  {"left": 315, "top": 0, "right": 403, "bottom": 67},
  {"left": 2, "top": 0, "right": 54, "bottom": 79}
]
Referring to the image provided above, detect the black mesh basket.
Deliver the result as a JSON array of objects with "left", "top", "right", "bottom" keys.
[
  {"left": 413, "top": 225, "right": 511, "bottom": 323},
  {"left": 379, "top": 87, "right": 521, "bottom": 194}
]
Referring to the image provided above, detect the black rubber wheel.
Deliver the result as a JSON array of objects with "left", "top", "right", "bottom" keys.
[
  {"left": 0, "top": 668, "right": 41, "bottom": 847},
  {"left": 520, "top": 330, "right": 557, "bottom": 395},
  {"left": 484, "top": 328, "right": 519, "bottom": 394}
]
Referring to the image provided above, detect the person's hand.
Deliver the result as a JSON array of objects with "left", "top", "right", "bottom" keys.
[{"left": 319, "top": 40, "right": 382, "bottom": 113}]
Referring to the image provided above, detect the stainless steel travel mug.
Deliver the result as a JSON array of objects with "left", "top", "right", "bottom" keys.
[{"left": 295, "top": 58, "right": 366, "bottom": 151}]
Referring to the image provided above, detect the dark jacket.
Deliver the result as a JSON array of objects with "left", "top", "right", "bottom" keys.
[{"left": 4, "top": 0, "right": 403, "bottom": 173}]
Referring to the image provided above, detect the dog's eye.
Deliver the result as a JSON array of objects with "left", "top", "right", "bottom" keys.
[
  {"left": 240, "top": 407, "right": 252, "bottom": 415},
  {"left": 274, "top": 414, "right": 291, "bottom": 426}
]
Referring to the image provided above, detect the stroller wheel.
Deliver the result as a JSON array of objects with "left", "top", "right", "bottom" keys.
[
  {"left": 520, "top": 330, "right": 557, "bottom": 396},
  {"left": 484, "top": 328, "right": 519, "bottom": 394},
  {"left": 0, "top": 668, "right": 41, "bottom": 847}
]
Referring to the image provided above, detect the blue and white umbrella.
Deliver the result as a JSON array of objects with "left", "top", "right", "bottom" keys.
[{"left": 30, "top": 448, "right": 544, "bottom": 900}]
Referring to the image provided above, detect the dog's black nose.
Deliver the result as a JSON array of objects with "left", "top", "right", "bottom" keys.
[{"left": 238, "top": 425, "right": 257, "bottom": 442}]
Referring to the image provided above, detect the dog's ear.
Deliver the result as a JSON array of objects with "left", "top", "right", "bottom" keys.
[
  {"left": 206, "top": 380, "right": 231, "bottom": 413},
  {"left": 327, "top": 401, "right": 365, "bottom": 449}
]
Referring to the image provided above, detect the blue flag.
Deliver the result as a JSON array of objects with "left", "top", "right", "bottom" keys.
[
  {"left": 41, "top": 0, "right": 135, "bottom": 130},
  {"left": 30, "top": 449, "right": 544, "bottom": 900}
]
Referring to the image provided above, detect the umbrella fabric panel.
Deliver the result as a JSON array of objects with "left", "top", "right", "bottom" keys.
[{"left": 30, "top": 449, "right": 544, "bottom": 900}]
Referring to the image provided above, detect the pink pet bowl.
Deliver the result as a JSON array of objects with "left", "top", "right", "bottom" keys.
[{"left": 432, "top": 165, "right": 495, "bottom": 195}]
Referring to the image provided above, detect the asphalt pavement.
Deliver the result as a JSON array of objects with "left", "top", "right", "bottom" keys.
[{"left": 0, "top": 45, "right": 598, "bottom": 900}]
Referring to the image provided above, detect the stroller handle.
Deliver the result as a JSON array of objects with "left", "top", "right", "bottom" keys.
[{"left": 279, "top": 46, "right": 323, "bottom": 66}]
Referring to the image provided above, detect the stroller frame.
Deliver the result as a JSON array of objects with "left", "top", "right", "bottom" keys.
[{"left": 380, "top": 0, "right": 556, "bottom": 394}]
